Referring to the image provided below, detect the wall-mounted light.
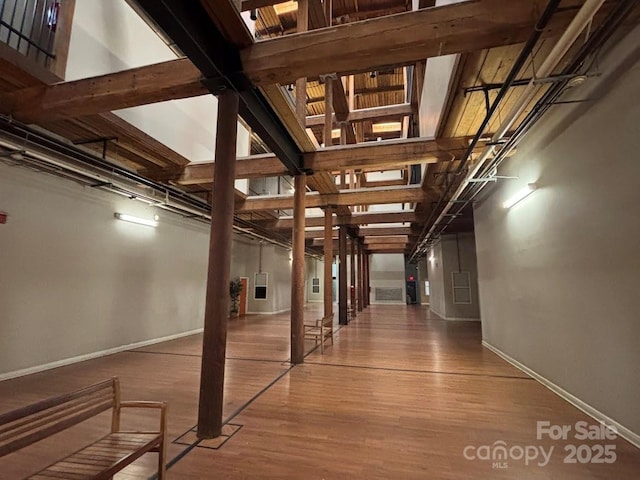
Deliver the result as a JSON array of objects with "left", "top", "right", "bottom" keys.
[
  {"left": 503, "top": 183, "right": 537, "bottom": 209},
  {"left": 114, "top": 212, "right": 158, "bottom": 227}
]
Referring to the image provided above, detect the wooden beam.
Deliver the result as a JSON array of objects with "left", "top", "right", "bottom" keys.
[
  {"left": 323, "top": 76, "right": 334, "bottom": 147},
  {"left": 241, "top": 0, "right": 281, "bottom": 11},
  {"left": 305, "top": 137, "right": 469, "bottom": 172},
  {"left": 366, "top": 244, "right": 409, "bottom": 251},
  {"left": 295, "top": 0, "right": 309, "bottom": 126},
  {"left": 241, "top": 0, "right": 572, "bottom": 85},
  {"left": 309, "top": 0, "right": 329, "bottom": 30},
  {"left": 307, "top": 84, "right": 404, "bottom": 105},
  {"left": 306, "top": 103, "right": 415, "bottom": 127},
  {"left": 364, "top": 236, "right": 409, "bottom": 244},
  {"left": 359, "top": 227, "right": 414, "bottom": 237},
  {"left": 236, "top": 185, "right": 427, "bottom": 212},
  {"left": 265, "top": 210, "right": 418, "bottom": 230},
  {"left": 178, "top": 153, "right": 283, "bottom": 185},
  {"left": 0, "top": 59, "right": 206, "bottom": 123},
  {"left": 200, "top": 0, "right": 254, "bottom": 48}
]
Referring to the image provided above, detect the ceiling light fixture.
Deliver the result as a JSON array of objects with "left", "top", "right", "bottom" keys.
[
  {"left": 274, "top": 1, "right": 298, "bottom": 15},
  {"left": 372, "top": 122, "right": 402, "bottom": 133},
  {"left": 502, "top": 183, "right": 537, "bottom": 209},
  {"left": 114, "top": 212, "right": 158, "bottom": 227}
]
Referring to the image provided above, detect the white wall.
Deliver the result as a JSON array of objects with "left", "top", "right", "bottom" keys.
[
  {"left": 369, "top": 254, "right": 406, "bottom": 304},
  {"left": 0, "top": 164, "right": 300, "bottom": 378},
  {"left": 65, "top": 0, "right": 250, "bottom": 164},
  {"left": 305, "top": 257, "right": 325, "bottom": 304},
  {"left": 427, "top": 233, "right": 480, "bottom": 320},
  {"left": 474, "top": 27, "right": 640, "bottom": 438},
  {"left": 0, "top": 163, "right": 210, "bottom": 378},
  {"left": 231, "top": 240, "right": 293, "bottom": 314}
]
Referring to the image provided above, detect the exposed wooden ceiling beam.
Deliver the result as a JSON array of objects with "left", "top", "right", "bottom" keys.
[
  {"left": 305, "top": 226, "right": 414, "bottom": 239},
  {"left": 0, "top": 58, "right": 207, "bottom": 123},
  {"left": 307, "top": 84, "right": 404, "bottom": 104},
  {"left": 176, "top": 136, "right": 467, "bottom": 184},
  {"left": 261, "top": 210, "right": 418, "bottom": 230},
  {"left": 364, "top": 236, "right": 408, "bottom": 244},
  {"left": 236, "top": 185, "right": 427, "bottom": 212},
  {"left": 304, "top": 136, "right": 469, "bottom": 172},
  {"left": 241, "top": 0, "right": 572, "bottom": 85},
  {"left": 241, "top": 0, "right": 282, "bottom": 11},
  {"left": 306, "top": 103, "right": 415, "bottom": 127},
  {"left": 366, "top": 244, "right": 408, "bottom": 252}
]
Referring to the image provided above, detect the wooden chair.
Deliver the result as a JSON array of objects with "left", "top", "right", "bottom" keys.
[
  {"left": 304, "top": 314, "right": 334, "bottom": 353},
  {"left": 0, "top": 377, "right": 167, "bottom": 480}
]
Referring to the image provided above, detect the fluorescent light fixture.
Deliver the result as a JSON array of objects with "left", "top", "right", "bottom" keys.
[
  {"left": 331, "top": 128, "right": 341, "bottom": 139},
  {"left": 372, "top": 122, "right": 402, "bottom": 133},
  {"left": 114, "top": 212, "right": 158, "bottom": 227},
  {"left": 274, "top": 1, "right": 298, "bottom": 15},
  {"left": 502, "top": 183, "right": 537, "bottom": 209}
]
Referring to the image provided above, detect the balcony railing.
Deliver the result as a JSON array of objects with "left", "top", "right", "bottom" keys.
[{"left": 0, "top": 0, "right": 59, "bottom": 67}]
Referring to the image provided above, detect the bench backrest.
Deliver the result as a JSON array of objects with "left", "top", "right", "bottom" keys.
[
  {"left": 0, "top": 377, "right": 119, "bottom": 457},
  {"left": 322, "top": 314, "right": 333, "bottom": 327}
]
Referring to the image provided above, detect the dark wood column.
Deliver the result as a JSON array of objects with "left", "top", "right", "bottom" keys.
[
  {"left": 295, "top": 0, "right": 308, "bottom": 125},
  {"left": 357, "top": 240, "right": 364, "bottom": 312},
  {"left": 323, "top": 75, "right": 334, "bottom": 147},
  {"left": 350, "top": 235, "right": 356, "bottom": 317},
  {"left": 323, "top": 206, "right": 334, "bottom": 318},
  {"left": 291, "top": 174, "right": 307, "bottom": 364},
  {"left": 364, "top": 252, "right": 370, "bottom": 308},
  {"left": 338, "top": 225, "right": 348, "bottom": 325},
  {"left": 365, "top": 253, "right": 371, "bottom": 306},
  {"left": 197, "top": 90, "right": 239, "bottom": 439}
]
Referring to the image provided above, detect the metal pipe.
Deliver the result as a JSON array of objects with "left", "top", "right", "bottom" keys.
[{"left": 412, "top": 0, "right": 606, "bottom": 260}]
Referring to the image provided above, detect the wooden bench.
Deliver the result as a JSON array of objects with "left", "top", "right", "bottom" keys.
[
  {"left": 0, "top": 377, "right": 167, "bottom": 479},
  {"left": 304, "top": 314, "right": 334, "bottom": 353}
]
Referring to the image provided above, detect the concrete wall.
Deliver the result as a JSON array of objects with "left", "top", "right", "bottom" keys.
[{"left": 474, "top": 26, "right": 640, "bottom": 439}]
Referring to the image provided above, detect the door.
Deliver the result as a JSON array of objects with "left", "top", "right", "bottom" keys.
[
  {"left": 406, "top": 281, "right": 417, "bottom": 305},
  {"left": 239, "top": 277, "right": 248, "bottom": 316}
]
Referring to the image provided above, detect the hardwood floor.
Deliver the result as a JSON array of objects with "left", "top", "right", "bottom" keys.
[{"left": 1, "top": 305, "right": 638, "bottom": 479}]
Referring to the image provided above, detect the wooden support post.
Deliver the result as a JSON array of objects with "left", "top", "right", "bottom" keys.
[
  {"left": 338, "top": 225, "right": 348, "bottom": 325},
  {"left": 363, "top": 252, "right": 369, "bottom": 308},
  {"left": 324, "top": 0, "right": 332, "bottom": 26},
  {"left": 350, "top": 235, "right": 356, "bottom": 318},
  {"left": 340, "top": 171, "right": 346, "bottom": 189},
  {"left": 324, "top": 206, "right": 334, "bottom": 318},
  {"left": 357, "top": 241, "right": 364, "bottom": 312},
  {"left": 295, "top": 0, "right": 309, "bottom": 126},
  {"left": 348, "top": 75, "right": 355, "bottom": 112},
  {"left": 365, "top": 253, "right": 371, "bottom": 306},
  {"left": 323, "top": 76, "right": 333, "bottom": 147},
  {"left": 291, "top": 174, "right": 307, "bottom": 364},
  {"left": 197, "top": 90, "right": 239, "bottom": 439}
]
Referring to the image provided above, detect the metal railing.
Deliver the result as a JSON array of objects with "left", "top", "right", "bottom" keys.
[{"left": 0, "top": 0, "right": 59, "bottom": 66}]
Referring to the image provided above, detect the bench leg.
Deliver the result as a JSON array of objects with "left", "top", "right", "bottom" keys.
[{"left": 158, "top": 439, "right": 167, "bottom": 480}]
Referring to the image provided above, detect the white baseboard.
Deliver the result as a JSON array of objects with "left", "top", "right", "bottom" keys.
[
  {"left": 0, "top": 328, "right": 204, "bottom": 382},
  {"left": 482, "top": 341, "right": 640, "bottom": 449},
  {"left": 430, "top": 307, "right": 479, "bottom": 321},
  {"left": 246, "top": 308, "right": 291, "bottom": 315}
]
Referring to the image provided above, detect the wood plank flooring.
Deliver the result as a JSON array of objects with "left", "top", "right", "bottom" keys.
[{"left": 1, "top": 305, "right": 638, "bottom": 479}]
